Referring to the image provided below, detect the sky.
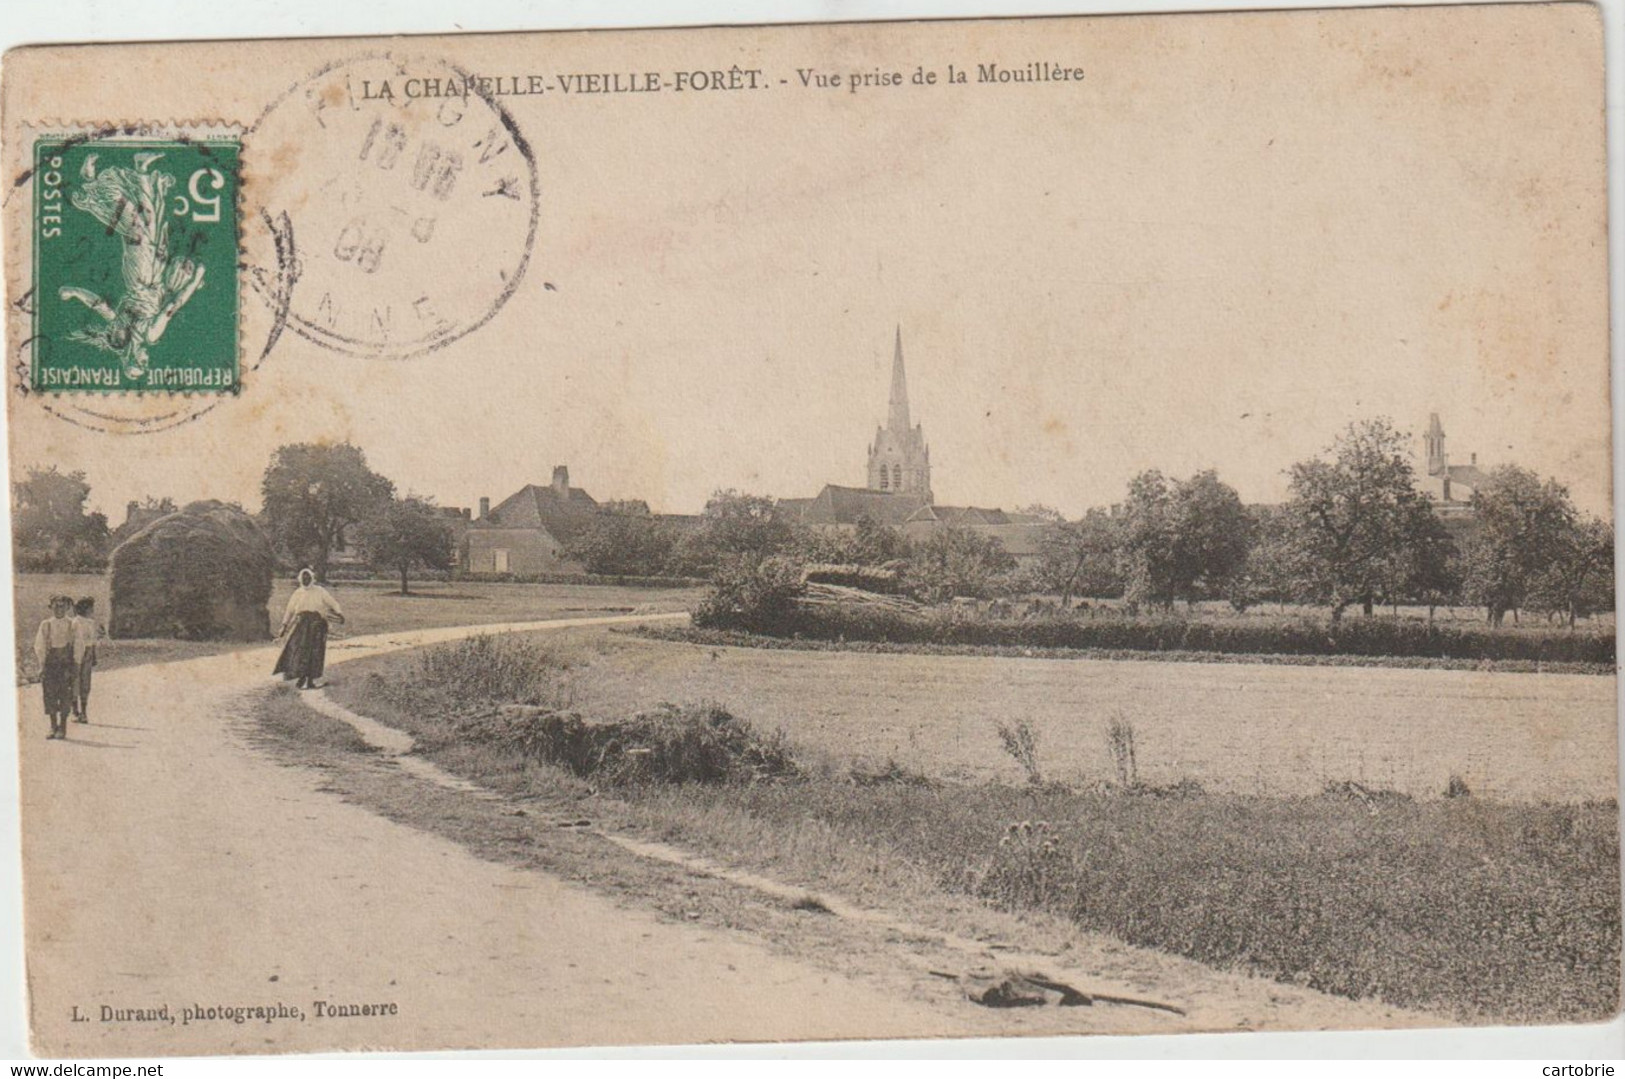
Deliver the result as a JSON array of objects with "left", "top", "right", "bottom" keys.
[{"left": 4, "top": 5, "right": 1612, "bottom": 524}]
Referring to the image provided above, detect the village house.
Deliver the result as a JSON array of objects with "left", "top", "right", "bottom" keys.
[{"left": 465, "top": 466, "right": 599, "bottom": 575}]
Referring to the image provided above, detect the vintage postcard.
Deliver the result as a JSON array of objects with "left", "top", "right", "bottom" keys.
[{"left": 0, "top": 4, "right": 1616, "bottom": 1057}]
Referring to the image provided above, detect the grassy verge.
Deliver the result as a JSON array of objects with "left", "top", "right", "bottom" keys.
[
  {"left": 630, "top": 625, "right": 1616, "bottom": 676},
  {"left": 323, "top": 634, "right": 1622, "bottom": 1025},
  {"left": 629, "top": 781, "right": 1618, "bottom": 1023}
]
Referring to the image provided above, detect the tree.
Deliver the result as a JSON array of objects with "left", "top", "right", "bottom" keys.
[
  {"left": 1036, "top": 510, "right": 1122, "bottom": 605},
  {"left": 1118, "top": 471, "right": 1180, "bottom": 610},
  {"left": 1226, "top": 505, "right": 1296, "bottom": 612},
  {"left": 795, "top": 514, "right": 911, "bottom": 567},
  {"left": 1391, "top": 501, "right": 1460, "bottom": 619},
  {"left": 562, "top": 513, "right": 677, "bottom": 577},
  {"left": 356, "top": 496, "right": 456, "bottom": 594},
  {"left": 1527, "top": 516, "right": 1613, "bottom": 627},
  {"left": 1282, "top": 418, "right": 1431, "bottom": 621},
  {"left": 1118, "top": 469, "right": 1251, "bottom": 610},
  {"left": 1462, "top": 466, "right": 1583, "bottom": 626},
  {"left": 681, "top": 490, "right": 795, "bottom": 576},
  {"left": 261, "top": 442, "right": 395, "bottom": 582},
  {"left": 1469, "top": 464, "right": 1592, "bottom": 633},
  {"left": 12, "top": 465, "right": 110, "bottom": 572},
  {"left": 904, "top": 526, "right": 1018, "bottom": 603},
  {"left": 1168, "top": 470, "right": 1252, "bottom": 604}
]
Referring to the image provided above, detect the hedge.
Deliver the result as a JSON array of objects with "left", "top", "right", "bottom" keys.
[
  {"left": 452, "top": 570, "right": 707, "bottom": 588},
  {"left": 694, "top": 603, "right": 1617, "bottom": 665}
]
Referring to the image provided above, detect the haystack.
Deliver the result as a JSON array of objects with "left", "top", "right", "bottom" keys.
[{"left": 109, "top": 500, "right": 274, "bottom": 640}]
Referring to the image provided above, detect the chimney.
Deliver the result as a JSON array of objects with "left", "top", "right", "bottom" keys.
[
  {"left": 1471, "top": 453, "right": 1477, "bottom": 466},
  {"left": 126, "top": 500, "right": 139, "bottom": 522},
  {"left": 552, "top": 465, "right": 569, "bottom": 497},
  {"left": 462, "top": 507, "right": 471, "bottom": 520},
  {"left": 479, "top": 497, "right": 490, "bottom": 520}
]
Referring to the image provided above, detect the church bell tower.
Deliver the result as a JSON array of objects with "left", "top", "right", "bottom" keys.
[{"left": 866, "top": 327, "right": 932, "bottom": 501}]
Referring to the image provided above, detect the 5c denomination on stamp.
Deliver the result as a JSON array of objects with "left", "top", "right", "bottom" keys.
[{"left": 32, "top": 133, "right": 240, "bottom": 394}]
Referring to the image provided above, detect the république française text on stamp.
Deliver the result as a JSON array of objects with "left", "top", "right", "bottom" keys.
[{"left": 32, "top": 132, "right": 240, "bottom": 394}]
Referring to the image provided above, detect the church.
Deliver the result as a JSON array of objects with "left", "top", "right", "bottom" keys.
[
  {"left": 1419, "top": 412, "right": 1487, "bottom": 520},
  {"left": 779, "top": 328, "right": 1048, "bottom": 564},
  {"left": 866, "top": 327, "right": 933, "bottom": 499}
]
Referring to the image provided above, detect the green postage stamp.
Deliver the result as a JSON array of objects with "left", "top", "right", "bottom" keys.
[{"left": 31, "top": 135, "right": 240, "bottom": 393}]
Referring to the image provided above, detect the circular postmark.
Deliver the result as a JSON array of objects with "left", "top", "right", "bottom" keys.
[{"left": 243, "top": 54, "right": 540, "bottom": 360}]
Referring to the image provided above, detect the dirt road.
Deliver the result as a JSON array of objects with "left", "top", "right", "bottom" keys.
[{"left": 15, "top": 615, "right": 1438, "bottom": 1056}]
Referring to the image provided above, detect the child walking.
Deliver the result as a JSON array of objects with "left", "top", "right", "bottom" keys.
[
  {"left": 72, "top": 597, "right": 100, "bottom": 724},
  {"left": 34, "top": 596, "right": 78, "bottom": 740}
]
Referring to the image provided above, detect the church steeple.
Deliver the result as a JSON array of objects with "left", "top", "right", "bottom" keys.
[
  {"left": 866, "top": 326, "right": 932, "bottom": 502},
  {"left": 1424, "top": 412, "right": 1447, "bottom": 477},
  {"left": 887, "top": 325, "right": 911, "bottom": 433}
]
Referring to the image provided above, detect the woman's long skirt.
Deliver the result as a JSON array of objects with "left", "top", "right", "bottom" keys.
[
  {"left": 273, "top": 611, "right": 328, "bottom": 683},
  {"left": 41, "top": 645, "right": 75, "bottom": 718}
]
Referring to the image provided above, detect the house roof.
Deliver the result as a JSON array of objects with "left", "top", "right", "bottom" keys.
[
  {"left": 799, "top": 484, "right": 929, "bottom": 527},
  {"left": 1445, "top": 464, "right": 1488, "bottom": 490},
  {"left": 471, "top": 483, "right": 599, "bottom": 542},
  {"left": 909, "top": 504, "right": 1015, "bottom": 527},
  {"left": 775, "top": 497, "right": 817, "bottom": 521},
  {"left": 974, "top": 523, "right": 1048, "bottom": 558}
]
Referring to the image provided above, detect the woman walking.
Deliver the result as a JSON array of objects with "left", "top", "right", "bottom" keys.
[
  {"left": 34, "top": 595, "right": 78, "bottom": 739},
  {"left": 273, "top": 569, "right": 345, "bottom": 690}
]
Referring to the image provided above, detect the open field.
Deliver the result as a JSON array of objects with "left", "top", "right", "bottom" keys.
[
  {"left": 11, "top": 573, "right": 702, "bottom": 677},
  {"left": 323, "top": 630, "right": 1621, "bottom": 1023},
  {"left": 396, "top": 629, "right": 1618, "bottom": 802}
]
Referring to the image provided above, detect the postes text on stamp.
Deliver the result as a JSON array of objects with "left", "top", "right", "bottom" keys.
[{"left": 32, "top": 135, "right": 240, "bottom": 394}]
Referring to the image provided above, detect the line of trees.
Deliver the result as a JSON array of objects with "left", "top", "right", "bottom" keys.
[
  {"left": 12, "top": 419, "right": 1614, "bottom": 626},
  {"left": 1036, "top": 419, "right": 1613, "bottom": 626},
  {"left": 647, "top": 419, "right": 1613, "bottom": 629},
  {"left": 13, "top": 442, "right": 460, "bottom": 593}
]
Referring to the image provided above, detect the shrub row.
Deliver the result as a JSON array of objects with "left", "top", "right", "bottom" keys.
[
  {"left": 697, "top": 602, "right": 1617, "bottom": 664},
  {"left": 632, "top": 626, "right": 1614, "bottom": 675},
  {"left": 453, "top": 570, "right": 706, "bottom": 588}
]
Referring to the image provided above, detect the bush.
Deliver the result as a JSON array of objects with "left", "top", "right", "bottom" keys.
[
  {"left": 692, "top": 556, "right": 807, "bottom": 636},
  {"left": 697, "top": 602, "right": 1616, "bottom": 665},
  {"left": 471, "top": 701, "right": 797, "bottom": 786},
  {"left": 383, "top": 634, "right": 795, "bottom": 786},
  {"left": 409, "top": 633, "right": 578, "bottom": 711}
]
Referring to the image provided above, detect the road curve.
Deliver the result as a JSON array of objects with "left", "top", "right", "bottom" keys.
[
  {"left": 17, "top": 614, "right": 958, "bottom": 1056},
  {"left": 16, "top": 613, "right": 1447, "bottom": 1056}
]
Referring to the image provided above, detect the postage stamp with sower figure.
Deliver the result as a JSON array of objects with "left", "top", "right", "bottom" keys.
[{"left": 32, "top": 134, "right": 239, "bottom": 393}]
